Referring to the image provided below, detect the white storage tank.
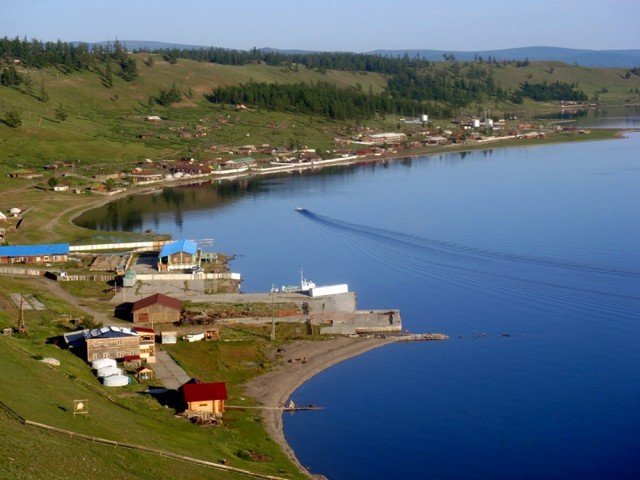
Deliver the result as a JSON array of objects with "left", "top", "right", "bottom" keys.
[
  {"left": 96, "top": 366, "right": 122, "bottom": 378},
  {"left": 472, "top": 119, "right": 481, "bottom": 128},
  {"left": 92, "top": 358, "right": 117, "bottom": 370},
  {"left": 103, "top": 374, "right": 130, "bottom": 387}
]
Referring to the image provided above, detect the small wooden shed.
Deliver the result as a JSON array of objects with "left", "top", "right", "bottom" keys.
[
  {"left": 132, "top": 294, "right": 182, "bottom": 324},
  {"left": 161, "top": 330, "right": 177, "bottom": 344},
  {"left": 123, "top": 354, "right": 142, "bottom": 369},
  {"left": 205, "top": 329, "right": 220, "bottom": 341},
  {"left": 181, "top": 381, "right": 228, "bottom": 415}
]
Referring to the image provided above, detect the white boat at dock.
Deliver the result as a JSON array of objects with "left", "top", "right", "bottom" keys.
[{"left": 271, "top": 271, "right": 316, "bottom": 293}]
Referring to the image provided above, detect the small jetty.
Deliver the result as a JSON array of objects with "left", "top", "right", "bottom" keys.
[
  {"left": 398, "top": 333, "right": 449, "bottom": 342},
  {"left": 226, "top": 400, "right": 324, "bottom": 412}
]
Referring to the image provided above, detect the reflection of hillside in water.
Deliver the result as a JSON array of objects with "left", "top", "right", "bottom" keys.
[
  {"left": 76, "top": 164, "right": 366, "bottom": 233},
  {"left": 77, "top": 178, "right": 263, "bottom": 231}
]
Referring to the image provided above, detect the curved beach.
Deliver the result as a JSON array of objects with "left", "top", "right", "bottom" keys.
[{"left": 243, "top": 337, "right": 399, "bottom": 478}]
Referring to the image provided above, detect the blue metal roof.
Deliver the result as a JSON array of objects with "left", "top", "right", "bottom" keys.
[
  {"left": 159, "top": 239, "right": 198, "bottom": 258},
  {"left": 0, "top": 243, "right": 69, "bottom": 257}
]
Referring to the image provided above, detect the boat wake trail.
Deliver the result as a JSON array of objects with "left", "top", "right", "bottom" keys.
[
  {"left": 299, "top": 210, "right": 640, "bottom": 279},
  {"left": 299, "top": 209, "right": 640, "bottom": 317}
]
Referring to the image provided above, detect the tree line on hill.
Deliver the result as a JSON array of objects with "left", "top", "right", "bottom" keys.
[
  {"left": 148, "top": 45, "right": 589, "bottom": 117},
  {"left": 206, "top": 81, "right": 453, "bottom": 120},
  {"left": 1, "top": 37, "right": 591, "bottom": 123},
  {"left": 0, "top": 36, "right": 137, "bottom": 84}
]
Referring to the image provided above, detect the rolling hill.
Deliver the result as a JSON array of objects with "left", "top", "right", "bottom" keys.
[{"left": 87, "top": 41, "right": 640, "bottom": 68}]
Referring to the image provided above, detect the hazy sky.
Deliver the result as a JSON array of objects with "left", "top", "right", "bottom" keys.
[{"left": 2, "top": 0, "right": 639, "bottom": 51}]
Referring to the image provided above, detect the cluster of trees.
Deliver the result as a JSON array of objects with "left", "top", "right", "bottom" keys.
[
  {"left": 0, "top": 37, "right": 136, "bottom": 82},
  {"left": 206, "top": 81, "right": 452, "bottom": 120},
  {"left": 148, "top": 46, "right": 431, "bottom": 74},
  {"left": 1, "top": 65, "right": 24, "bottom": 86},
  {"left": 155, "top": 83, "right": 182, "bottom": 106},
  {"left": 386, "top": 68, "right": 508, "bottom": 108},
  {"left": 513, "top": 81, "right": 587, "bottom": 103}
]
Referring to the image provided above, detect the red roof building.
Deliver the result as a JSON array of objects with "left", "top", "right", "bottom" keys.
[{"left": 181, "top": 381, "right": 228, "bottom": 415}]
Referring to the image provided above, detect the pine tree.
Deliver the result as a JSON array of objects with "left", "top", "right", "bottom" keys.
[
  {"left": 104, "top": 63, "right": 113, "bottom": 88},
  {"left": 5, "top": 110, "right": 22, "bottom": 128},
  {"left": 40, "top": 81, "right": 49, "bottom": 102},
  {"left": 54, "top": 103, "right": 68, "bottom": 122}
]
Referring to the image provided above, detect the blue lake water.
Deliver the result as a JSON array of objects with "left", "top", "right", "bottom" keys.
[{"left": 78, "top": 122, "right": 640, "bottom": 479}]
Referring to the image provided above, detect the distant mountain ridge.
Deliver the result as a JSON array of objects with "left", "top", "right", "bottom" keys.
[
  {"left": 368, "top": 46, "right": 640, "bottom": 68},
  {"left": 85, "top": 41, "right": 640, "bottom": 68}
]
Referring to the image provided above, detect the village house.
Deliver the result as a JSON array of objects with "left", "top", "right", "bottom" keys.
[
  {"left": 0, "top": 243, "right": 69, "bottom": 264},
  {"left": 157, "top": 239, "right": 200, "bottom": 272},
  {"left": 133, "top": 326, "right": 157, "bottom": 363},
  {"left": 360, "top": 132, "right": 407, "bottom": 144},
  {"left": 8, "top": 170, "right": 43, "bottom": 179},
  {"left": 53, "top": 185, "right": 69, "bottom": 192},
  {"left": 423, "top": 135, "right": 449, "bottom": 145},
  {"left": 145, "top": 115, "right": 162, "bottom": 122},
  {"left": 82, "top": 326, "right": 140, "bottom": 362},
  {"left": 236, "top": 145, "right": 255, "bottom": 156},
  {"left": 222, "top": 156, "right": 255, "bottom": 169},
  {"left": 172, "top": 161, "right": 213, "bottom": 176},
  {"left": 180, "top": 379, "right": 228, "bottom": 416},
  {"left": 127, "top": 170, "right": 163, "bottom": 183},
  {"left": 132, "top": 293, "right": 182, "bottom": 325},
  {"left": 300, "top": 152, "right": 322, "bottom": 162}
]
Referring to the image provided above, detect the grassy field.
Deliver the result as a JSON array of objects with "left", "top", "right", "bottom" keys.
[
  {"left": 0, "top": 55, "right": 388, "bottom": 178},
  {"left": 1, "top": 57, "right": 638, "bottom": 183},
  {"left": 0, "top": 275, "right": 307, "bottom": 479}
]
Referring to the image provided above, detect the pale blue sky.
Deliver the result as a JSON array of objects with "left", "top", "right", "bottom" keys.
[{"left": 2, "top": 0, "right": 639, "bottom": 51}]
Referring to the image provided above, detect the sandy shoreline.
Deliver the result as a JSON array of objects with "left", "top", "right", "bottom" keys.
[{"left": 243, "top": 336, "right": 399, "bottom": 478}]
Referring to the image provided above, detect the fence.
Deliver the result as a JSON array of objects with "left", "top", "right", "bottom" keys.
[
  {"left": 136, "top": 272, "right": 241, "bottom": 281},
  {"left": 0, "top": 267, "right": 43, "bottom": 277},
  {"left": 23, "top": 420, "right": 287, "bottom": 480}
]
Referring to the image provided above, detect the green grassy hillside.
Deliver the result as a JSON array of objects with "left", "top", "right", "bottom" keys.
[
  {"left": 0, "top": 56, "right": 638, "bottom": 179},
  {"left": 0, "top": 276, "right": 304, "bottom": 479}
]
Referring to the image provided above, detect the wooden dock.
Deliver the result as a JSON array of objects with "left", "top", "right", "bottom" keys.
[
  {"left": 226, "top": 404, "right": 324, "bottom": 412},
  {"left": 397, "top": 333, "right": 449, "bottom": 342}
]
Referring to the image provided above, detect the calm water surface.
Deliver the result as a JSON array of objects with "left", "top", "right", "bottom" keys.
[{"left": 78, "top": 123, "right": 640, "bottom": 479}]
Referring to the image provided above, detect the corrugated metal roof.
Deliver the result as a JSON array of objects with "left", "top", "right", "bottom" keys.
[
  {"left": 0, "top": 243, "right": 69, "bottom": 257},
  {"left": 83, "top": 326, "right": 138, "bottom": 339},
  {"left": 158, "top": 239, "right": 197, "bottom": 258},
  {"left": 132, "top": 293, "right": 183, "bottom": 312}
]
